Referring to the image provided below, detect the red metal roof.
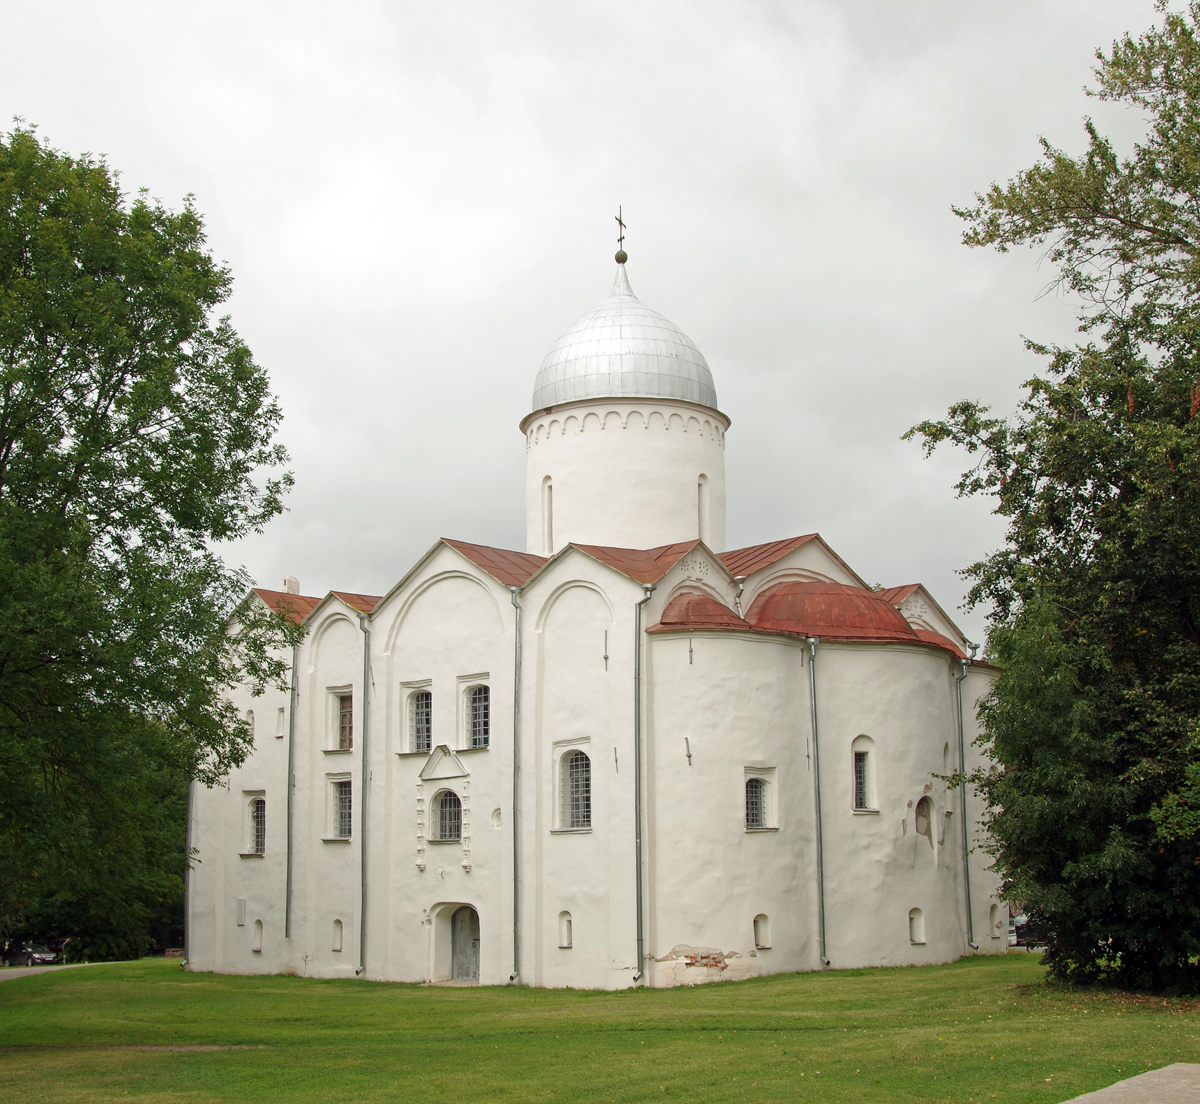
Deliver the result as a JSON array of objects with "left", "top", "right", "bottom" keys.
[
  {"left": 915, "top": 628, "right": 967, "bottom": 659},
  {"left": 252, "top": 588, "right": 322, "bottom": 625},
  {"left": 875, "top": 584, "right": 921, "bottom": 607},
  {"left": 442, "top": 539, "right": 548, "bottom": 587},
  {"left": 331, "top": 591, "right": 384, "bottom": 614},
  {"left": 746, "top": 580, "right": 920, "bottom": 643},
  {"left": 572, "top": 541, "right": 701, "bottom": 584},
  {"left": 647, "top": 590, "right": 756, "bottom": 633},
  {"left": 718, "top": 535, "right": 818, "bottom": 577}
]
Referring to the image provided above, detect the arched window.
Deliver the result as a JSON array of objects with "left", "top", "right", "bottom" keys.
[
  {"left": 753, "top": 914, "right": 771, "bottom": 949},
  {"left": 410, "top": 690, "right": 432, "bottom": 753},
  {"left": 332, "top": 919, "right": 343, "bottom": 952},
  {"left": 914, "top": 796, "right": 934, "bottom": 847},
  {"left": 251, "top": 797, "right": 266, "bottom": 855},
  {"left": 561, "top": 750, "right": 591, "bottom": 829},
  {"left": 468, "top": 685, "right": 490, "bottom": 748},
  {"left": 558, "top": 911, "right": 573, "bottom": 948},
  {"left": 745, "top": 777, "right": 766, "bottom": 828},
  {"left": 542, "top": 475, "right": 554, "bottom": 555},
  {"left": 434, "top": 790, "right": 462, "bottom": 841},
  {"left": 989, "top": 903, "right": 1002, "bottom": 939},
  {"left": 908, "top": 907, "right": 925, "bottom": 945},
  {"left": 252, "top": 918, "right": 263, "bottom": 953},
  {"left": 851, "top": 735, "right": 876, "bottom": 810},
  {"left": 697, "top": 474, "right": 710, "bottom": 544},
  {"left": 246, "top": 709, "right": 255, "bottom": 738}
]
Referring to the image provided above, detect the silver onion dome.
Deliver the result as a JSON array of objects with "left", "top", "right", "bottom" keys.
[{"left": 531, "top": 264, "right": 718, "bottom": 411}]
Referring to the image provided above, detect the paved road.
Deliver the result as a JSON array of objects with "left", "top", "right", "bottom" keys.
[
  {"left": 1064, "top": 1064, "right": 1200, "bottom": 1102},
  {"left": 0, "top": 963, "right": 94, "bottom": 983}
]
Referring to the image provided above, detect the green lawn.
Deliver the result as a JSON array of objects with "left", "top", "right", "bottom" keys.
[{"left": 0, "top": 955, "right": 1196, "bottom": 1103}]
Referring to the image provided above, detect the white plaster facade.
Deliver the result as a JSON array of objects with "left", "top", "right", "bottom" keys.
[{"left": 187, "top": 259, "right": 1006, "bottom": 988}]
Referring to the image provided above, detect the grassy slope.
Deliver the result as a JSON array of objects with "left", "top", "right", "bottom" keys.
[{"left": 0, "top": 955, "right": 1197, "bottom": 1103}]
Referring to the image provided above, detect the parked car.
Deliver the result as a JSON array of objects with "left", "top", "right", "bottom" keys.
[{"left": 3, "top": 943, "right": 58, "bottom": 966}]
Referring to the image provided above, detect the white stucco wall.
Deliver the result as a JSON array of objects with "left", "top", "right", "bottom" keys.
[{"left": 522, "top": 399, "right": 729, "bottom": 554}]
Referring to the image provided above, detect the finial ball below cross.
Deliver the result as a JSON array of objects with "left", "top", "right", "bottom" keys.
[{"left": 615, "top": 207, "right": 627, "bottom": 264}]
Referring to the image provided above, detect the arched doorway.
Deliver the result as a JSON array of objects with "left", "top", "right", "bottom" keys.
[{"left": 451, "top": 906, "right": 480, "bottom": 981}]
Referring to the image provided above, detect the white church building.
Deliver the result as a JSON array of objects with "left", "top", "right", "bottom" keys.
[{"left": 186, "top": 254, "right": 1007, "bottom": 988}]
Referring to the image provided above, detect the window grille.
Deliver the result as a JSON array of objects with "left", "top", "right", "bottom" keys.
[
  {"left": 338, "top": 694, "right": 353, "bottom": 749},
  {"left": 561, "top": 751, "right": 591, "bottom": 829},
  {"left": 437, "top": 790, "right": 462, "bottom": 841},
  {"left": 745, "top": 777, "right": 766, "bottom": 828},
  {"left": 411, "top": 691, "right": 432, "bottom": 753},
  {"left": 853, "top": 751, "right": 869, "bottom": 809},
  {"left": 251, "top": 797, "right": 266, "bottom": 854},
  {"left": 333, "top": 779, "right": 352, "bottom": 838},
  {"left": 469, "top": 685, "right": 490, "bottom": 748}
]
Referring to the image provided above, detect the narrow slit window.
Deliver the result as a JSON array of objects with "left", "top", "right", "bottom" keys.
[
  {"left": 558, "top": 911, "right": 573, "bottom": 948},
  {"left": 561, "top": 750, "right": 591, "bottom": 829},
  {"left": 411, "top": 691, "right": 432, "bottom": 753},
  {"left": 333, "top": 779, "right": 352, "bottom": 838},
  {"left": 853, "top": 751, "right": 869, "bottom": 809},
  {"left": 469, "top": 686, "right": 490, "bottom": 748},
  {"left": 745, "top": 777, "right": 766, "bottom": 828},
  {"left": 251, "top": 797, "right": 266, "bottom": 855},
  {"left": 338, "top": 694, "right": 353, "bottom": 749},
  {"left": 436, "top": 790, "right": 462, "bottom": 841}
]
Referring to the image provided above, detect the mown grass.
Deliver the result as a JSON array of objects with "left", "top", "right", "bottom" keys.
[{"left": 0, "top": 954, "right": 1197, "bottom": 1103}]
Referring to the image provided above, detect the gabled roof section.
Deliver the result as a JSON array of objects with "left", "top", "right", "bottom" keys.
[
  {"left": 331, "top": 591, "right": 384, "bottom": 614},
  {"left": 647, "top": 590, "right": 756, "bottom": 634},
  {"left": 442, "top": 539, "right": 548, "bottom": 587},
  {"left": 252, "top": 588, "right": 322, "bottom": 625},
  {"left": 876, "top": 584, "right": 920, "bottom": 606},
  {"left": 571, "top": 540, "right": 701, "bottom": 584},
  {"left": 719, "top": 535, "right": 818, "bottom": 577}
]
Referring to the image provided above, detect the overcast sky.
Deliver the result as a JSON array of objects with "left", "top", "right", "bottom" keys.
[{"left": 2, "top": 0, "right": 1162, "bottom": 642}]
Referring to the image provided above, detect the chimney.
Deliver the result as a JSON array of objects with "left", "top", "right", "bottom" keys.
[{"left": 283, "top": 576, "right": 300, "bottom": 595}]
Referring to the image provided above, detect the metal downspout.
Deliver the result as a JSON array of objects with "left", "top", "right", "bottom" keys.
[
  {"left": 633, "top": 583, "right": 656, "bottom": 983},
  {"left": 183, "top": 779, "right": 194, "bottom": 968},
  {"left": 356, "top": 613, "right": 371, "bottom": 975},
  {"left": 956, "top": 647, "right": 979, "bottom": 950},
  {"left": 807, "top": 637, "right": 830, "bottom": 966},
  {"left": 508, "top": 586, "right": 523, "bottom": 983},
  {"left": 285, "top": 643, "right": 298, "bottom": 939}
]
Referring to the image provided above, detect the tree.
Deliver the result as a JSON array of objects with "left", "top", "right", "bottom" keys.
[
  {"left": 908, "top": 1, "right": 1200, "bottom": 991},
  {"left": 0, "top": 125, "right": 301, "bottom": 956}
]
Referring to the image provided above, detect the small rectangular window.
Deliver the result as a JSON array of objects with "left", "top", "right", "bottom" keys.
[
  {"left": 745, "top": 777, "right": 766, "bottom": 828},
  {"left": 338, "top": 694, "right": 353, "bottom": 750},
  {"left": 469, "top": 685, "right": 490, "bottom": 748},
  {"left": 333, "top": 779, "right": 352, "bottom": 838},
  {"left": 411, "top": 691, "right": 432, "bottom": 753},
  {"left": 251, "top": 798, "right": 266, "bottom": 854},
  {"left": 853, "top": 751, "right": 869, "bottom": 810},
  {"left": 276, "top": 706, "right": 285, "bottom": 738}
]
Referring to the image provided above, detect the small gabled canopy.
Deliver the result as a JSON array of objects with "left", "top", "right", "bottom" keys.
[
  {"left": 252, "top": 588, "right": 322, "bottom": 625},
  {"left": 419, "top": 745, "right": 469, "bottom": 781},
  {"left": 647, "top": 590, "right": 756, "bottom": 633}
]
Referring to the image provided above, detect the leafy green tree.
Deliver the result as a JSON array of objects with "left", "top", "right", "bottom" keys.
[
  {"left": 0, "top": 125, "right": 301, "bottom": 955},
  {"left": 909, "top": 1, "right": 1200, "bottom": 992}
]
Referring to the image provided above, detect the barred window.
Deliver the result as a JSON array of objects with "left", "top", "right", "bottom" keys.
[
  {"left": 436, "top": 790, "right": 462, "bottom": 841},
  {"left": 745, "top": 777, "right": 766, "bottom": 828},
  {"left": 561, "top": 750, "right": 591, "bottom": 829},
  {"left": 853, "top": 751, "right": 869, "bottom": 809},
  {"left": 251, "top": 798, "right": 266, "bottom": 854},
  {"left": 411, "top": 691, "right": 432, "bottom": 753},
  {"left": 469, "top": 685, "right": 490, "bottom": 748},
  {"left": 333, "top": 779, "right": 352, "bottom": 838},
  {"left": 338, "top": 694, "right": 353, "bottom": 750}
]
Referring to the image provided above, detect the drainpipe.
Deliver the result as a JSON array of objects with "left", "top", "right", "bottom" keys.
[
  {"left": 508, "top": 586, "right": 523, "bottom": 983},
  {"left": 807, "top": 637, "right": 830, "bottom": 966},
  {"left": 356, "top": 613, "right": 372, "bottom": 976},
  {"left": 732, "top": 576, "right": 748, "bottom": 618},
  {"left": 183, "top": 778, "right": 194, "bottom": 968},
  {"left": 285, "top": 643, "right": 299, "bottom": 939},
  {"left": 956, "top": 643, "right": 980, "bottom": 951},
  {"left": 633, "top": 583, "right": 656, "bottom": 983}
]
